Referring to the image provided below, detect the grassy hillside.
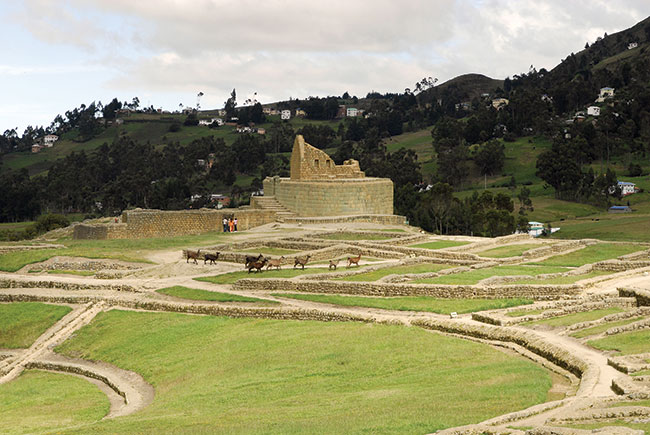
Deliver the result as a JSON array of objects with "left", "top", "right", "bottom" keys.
[
  {"left": 388, "top": 129, "right": 650, "bottom": 241},
  {"left": 3, "top": 114, "right": 343, "bottom": 176}
]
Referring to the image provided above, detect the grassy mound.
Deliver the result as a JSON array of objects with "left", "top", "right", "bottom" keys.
[
  {"left": 156, "top": 286, "right": 278, "bottom": 304},
  {"left": 273, "top": 293, "right": 532, "bottom": 314},
  {"left": 54, "top": 310, "right": 552, "bottom": 433},
  {"left": 0, "top": 302, "right": 71, "bottom": 348},
  {"left": 0, "top": 370, "right": 109, "bottom": 433}
]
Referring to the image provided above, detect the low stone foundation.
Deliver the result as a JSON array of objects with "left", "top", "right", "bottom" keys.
[{"left": 74, "top": 208, "right": 277, "bottom": 240}]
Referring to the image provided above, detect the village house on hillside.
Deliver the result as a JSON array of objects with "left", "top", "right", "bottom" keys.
[
  {"left": 587, "top": 106, "right": 601, "bottom": 116},
  {"left": 43, "top": 134, "right": 58, "bottom": 147},
  {"left": 617, "top": 181, "right": 637, "bottom": 196},
  {"left": 596, "top": 87, "right": 615, "bottom": 103},
  {"left": 281, "top": 109, "right": 291, "bottom": 120},
  {"left": 491, "top": 98, "right": 509, "bottom": 110},
  {"left": 628, "top": 42, "right": 638, "bottom": 50}
]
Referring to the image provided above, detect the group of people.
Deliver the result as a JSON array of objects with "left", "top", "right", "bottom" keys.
[{"left": 222, "top": 217, "right": 238, "bottom": 232}]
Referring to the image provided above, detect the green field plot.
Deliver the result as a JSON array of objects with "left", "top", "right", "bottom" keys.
[
  {"left": 409, "top": 240, "right": 470, "bottom": 250},
  {"left": 195, "top": 267, "right": 333, "bottom": 285},
  {"left": 0, "top": 302, "right": 72, "bottom": 348},
  {"left": 338, "top": 263, "right": 455, "bottom": 282},
  {"left": 550, "top": 215, "right": 650, "bottom": 242},
  {"left": 54, "top": 310, "right": 552, "bottom": 433},
  {"left": 570, "top": 317, "right": 644, "bottom": 339},
  {"left": 0, "top": 370, "right": 109, "bottom": 433},
  {"left": 525, "top": 308, "right": 625, "bottom": 328},
  {"left": 385, "top": 129, "right": 435, "bottom": 162},
  {"left": 587, "top": 329, "right": 650, "bottom": 355},
  {"left": 529, "top": 243, "right": 644, "bottom": 267},
  {"left": 508, "top": 270, "right": 613, "bottom": 285},
  {"left": 242, "top": 247, "right": 300, "bottom": 256},
  {"left": 412, "top": 265, "right": 569, "bottom": 285},
  {"left": 505, "top": 308, "right": 547, "bottom": 317},
  {"left": 273, "top": 293, "right": 533, "bottom": 314},
  {"left": 156, "top": 286, "right": 278, "bottom": 304},
  {"left": 317, "top": 232, "right": 395, "bottom": 241},
  {"left": 0, "top": 232, "right": 232, "bottom": 272},
  {"left": 476, "top": 243, "right": 541, "bottom": 258}
]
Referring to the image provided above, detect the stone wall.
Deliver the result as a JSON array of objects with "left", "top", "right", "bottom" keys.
[
  {"left": 74, "top": 208, "right": 277, "bottom": 240},
  {"left": 289, "top": 135, "right": 364, "bottom": 180},
  {"left": 234, "top": 278, "right": 582, "bottom": 300},
  {"left": 264, "top": 177, "right": 394, "bottom": 217},
  {"left": 283, "top": 214, "right": 406, "bottom": 225}
]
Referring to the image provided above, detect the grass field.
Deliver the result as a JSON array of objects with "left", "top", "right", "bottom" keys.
[
  {"left": 505, "top": 308, "right": 547, "bottom": 317},
  {"left": 570, "top": 317, "right": 645, "bottom": 339},
  {"left": 0, "top": 232, "right": 232, "bottom": 272},
  {"left": 408, "top": 240, "right": 470, "bottom": 250},
  {"left": 273, "top": 293, "right": 533, "bottom": 314},
  {"left": 412, "top": 265, "right": 569, "bottom": 285},
  {"left": 587, "top": 329, "right": 650, "bottom": 355},
  {"left": 476, "top": 243, "right": 541, "bottom": 258},
  {"left": 338, "top": 263, "right": 455, "bottom": 282},
  {"left": 156, "top": 286, "right": 278, "bottom": 304},
  {"left": 525, "top": 308, "right": 625, "bottom": 328},
  {"left": 0, "top": 302, "right": 72, "bottom": 348},
  {"left": 195, "top": 267, "right": 334, "bottom": 285},
  {"left": 317, "top": 232, "right": 395, "bottom": 241},
  {"left": 53, "top": 310, "right": 552, "bottom": 433},
  {"left": 550, "top": 215, "right": 650, "bottom": 242},
  {"left": 0, "top": 370, "right": 109, "bottom": 433},
  {"left": 243, "top": 247, "right": 300, "bottom": 256},
  {"left": 507, "top": 270, "right": 613, "bottom": 285},
  {"left": 529, "top": 243, "right": 644, "bottom": 267}
]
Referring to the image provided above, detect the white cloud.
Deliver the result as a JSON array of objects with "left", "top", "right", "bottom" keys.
[{"left": 2, "top": 0, "right": 648, "bottom": 130}]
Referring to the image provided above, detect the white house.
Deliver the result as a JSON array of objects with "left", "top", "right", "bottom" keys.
[
  {"left": 527, "top": 221, "right": 560, "bottom": 237},
  {"left": 281, "top": 110, "right": 291, "bottom": 120},
  {"left": 295, "top": 109, "right": 306, "bottom": 117},
  {"left": 198, "top": 119, "right": 212, "bottom": 126},
  {"left": 43, "top": 134, "right": 58, "bottom": 147},
  {"left": 346, "top": 107, "right": 359, "bottom": 117},
  {"left": 628, "top": 42, "right": 638, "bottom": 50},
  {"left": 31, "top": 144, "right": 42, "bottom": 153},
  {"left": 491, "top": 98, "right": 509, "bottom": 110},
  {"left": 596, "top": 87, "right": 615, "bottom": 103},
  {"left": 587, "top": 106, "right": 601, "bottom": 116},
  {"left": 618, "top": 181, "right": 637, "bottom": 196}
]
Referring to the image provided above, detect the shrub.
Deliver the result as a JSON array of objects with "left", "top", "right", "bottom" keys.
[{"left": 33, "top": 214, "right": 70, "bottom": 234}]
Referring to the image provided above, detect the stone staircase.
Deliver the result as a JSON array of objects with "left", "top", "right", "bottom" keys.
[{"left": 250, "top": 196, "right": 296, "bottom": 222}]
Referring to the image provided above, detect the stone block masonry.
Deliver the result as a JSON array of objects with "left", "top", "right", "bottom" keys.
[
  {"left": 264, "top": 177, "right": 394, "bottom": 217},
  {"left": 74, "top": 208, "right": 277, "bottom": 240}
]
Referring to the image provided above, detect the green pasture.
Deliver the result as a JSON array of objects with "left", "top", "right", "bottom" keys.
[
  {"left": 156, "top": 286, "right": 278, "bottom": 304},
  {"left": 570, "top": 317, "right": 645, "bottom": 339},
  {"left": 273, "top": 293, "right": 533, "bottom": 315},
  {"left": 507, "top": 270, "right": 613, "bottom": 285},
  {"left": 524, "top": 308, "right": 625, "bottom": 328},
  {"left": 587, "top": 329, "right": 650, "bottom": 355},
  {"left": 0, "top": 370, "right": 109, "bottom": 433},
  {"left": 338, "top": 263, "right": 455, "bottom": 282},
  {"left": 0, "top": 232, "right": 233, "bottom": 272},
  {"left": 242, "top": 246, "right": 300, "bottom": 256},
  {"left": 385, "top": 129, "right": 435, "bottom": 162},
  {"left": 53, "top": 310, "right": 552, "bottom": 433},
  {"left": 316, "top": 232, "right": 395, "bottom": 241},
  {"left": 550, "top": 215, "right": 650, "bottom": 242},
  {"left": 412, "top": 265, "right": 569, "bottom": 285},
  {"left": 476, "top": 243, "right": 541, "bottom": 258},
  {"left": 409, "top": 240, "right": 470, "bottom": 250},
  {"left": 195, "top": 267, "right": 333, "bottom": 285},
  {"left": 505, "top": 308, "right": 547, "bottom": 317},
  {"left": 0, "top": 302, "right": 71, "bottom": 348},
  {"left": 529, "top": 243, "right": 644, "bottom": 267}
]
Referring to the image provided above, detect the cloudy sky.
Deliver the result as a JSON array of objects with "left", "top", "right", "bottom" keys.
[{"left": 0, "top": 0, "right": 647, "bottom": 132}]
